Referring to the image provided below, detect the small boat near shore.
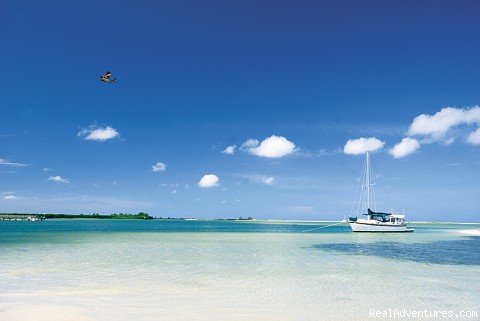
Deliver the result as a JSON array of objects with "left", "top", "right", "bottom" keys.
[{"left": 348, "top": 152, "right": 414, "bottom": 233}]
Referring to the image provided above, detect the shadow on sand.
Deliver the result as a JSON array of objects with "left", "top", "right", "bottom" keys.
[{"left": 311, "top": 236, "right": 480, "bottom": 266}]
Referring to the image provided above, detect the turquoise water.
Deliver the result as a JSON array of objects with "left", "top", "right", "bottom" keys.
[{"left": 1, "top": 220, "right": 479, "bottom": 321}]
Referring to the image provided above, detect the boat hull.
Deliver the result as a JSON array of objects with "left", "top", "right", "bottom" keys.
[{"left": 349, "top": 222, "right": 413, "bottom": 232}]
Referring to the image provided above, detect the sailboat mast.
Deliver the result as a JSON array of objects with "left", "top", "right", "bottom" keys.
[{"left": 366, "top": 151, "right": 370, "bottom": 211}]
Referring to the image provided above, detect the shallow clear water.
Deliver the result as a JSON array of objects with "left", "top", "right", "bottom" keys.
[{"left": 1, "top": 220, "right": 479, "bottom": 321}]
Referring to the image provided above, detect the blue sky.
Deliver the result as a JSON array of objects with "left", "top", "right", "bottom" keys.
[{"left": 1, "top": 0, "right": 479, "bottom": 221}]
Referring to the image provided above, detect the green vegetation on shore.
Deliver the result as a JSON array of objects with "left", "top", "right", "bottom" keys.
[
  {"left": 46, "top": 212, "right": 153, "bottom": 219},
  {"left": 0, "top": 213, "right": 258, "bottom": 221},
  {"left": 0, "top": 212, "right": 153, "bottom": 220}
]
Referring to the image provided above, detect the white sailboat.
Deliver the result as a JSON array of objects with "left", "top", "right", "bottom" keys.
[{"left": 348, "top": 152, "right": 414, "bottom": 233}]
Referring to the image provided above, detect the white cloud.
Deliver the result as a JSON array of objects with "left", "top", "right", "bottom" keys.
[
  {"left": 343, "top": 137, "right": 385, "bottom": 155},
  {"left": 42, "top": 167, "right": 52, "bottom": 171},
  {"left": 262, "top": 176, "right": 275, "bottom": 185},
  {"left": 222, "top": 145, "right": 237, "bottom": 155},
  {"left": 48, "top": 176, "right": 69, "bottom": 183},
  {"left": 0, "top": 159, "right": 28, "bottom": 167},
  {"left": 198, "top": 174, "right": 219, "bottom": 188},
  {"left": 78, "top": 125, "right": 120, "bottom": 141},
  {"left": 4, "top": 195, "right": 16, "bottom": 200},
  {"left": 408, "top": 106, "right": 480, "bottom": 143},
  {"left": 152, "top": 162, "right": 166, "bottom": 172},
  {"left": 467, "top": 128, "right": 480, "bottom": 145},
  {"left": 248, "top": 135, "right": 296, "bottom": 158},
  {"left": 389, "top": 137, "right": 421, "bottom": 158}
]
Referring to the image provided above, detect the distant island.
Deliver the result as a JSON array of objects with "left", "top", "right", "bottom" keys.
[
  {"left": 0, "top": 213, "right": 256, "bottom": 221},
  {"left": 0, "top": 212, "right": 153, "bottom": 221},
  {"left": 44, "top": 212, "right": 154, "bottom": 219},
  {"left": 223, "top": 216, "right": 255, "bottom": 221}
]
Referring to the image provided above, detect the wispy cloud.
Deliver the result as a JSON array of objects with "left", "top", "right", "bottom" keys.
[
  {"left": 262, "top": 176, "right": 275, "bottom": 185},
  {"left": 240, "top": 139, "right": 259, "bottom": 151},
  {"left": 318, "top": 147, "right": 343, "bottom": 157},
  {"left": 152, "top": 162, "right": 166, "bottom": 172},
  {"left": 48, "top": 176, "right": 69, "bottom": 183},
  {"left": 0, "top": 195, "right": 154, "bottom": 214},
  {"left": 0, "top": 158, "right": 28, "bottom": 167},
  {"left": 222, "top": 145, "right": 237, "bottom": 155},
  {"left": 78, "top": 125, "right": 120, "bottom": 142},
  {"left": 2, "top": 192, "right": 17, "bottom": 200},
  {"left": 240, "top": 174, "right": 276, "bottom": 186},
  {"left": 193, "top": 120, "right": 406, "bottom": 137}
]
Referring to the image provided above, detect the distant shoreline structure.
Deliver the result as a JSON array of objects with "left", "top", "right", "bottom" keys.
[{"left": 0, "top": 213, "right": 45, "bottom": 221}]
